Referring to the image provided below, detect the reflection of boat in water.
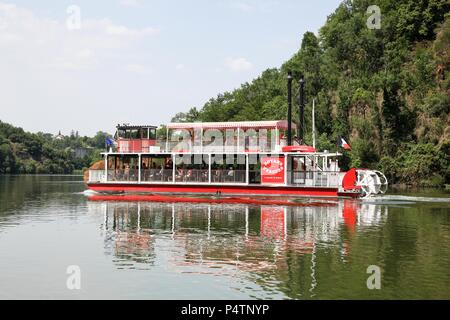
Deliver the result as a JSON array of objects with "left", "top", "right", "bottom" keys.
[
  {"left": 90, "top": 200, "right": 388, "bottom": 277},
  {"left": 87, "top": 193, "right": 337, "bottom": 207}
]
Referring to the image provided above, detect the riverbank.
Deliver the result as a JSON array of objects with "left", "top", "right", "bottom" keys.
[{"left": 388, "top": 184, "right": 450, "bottom": 197}]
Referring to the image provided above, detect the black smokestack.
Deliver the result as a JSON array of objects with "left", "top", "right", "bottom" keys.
[
  {"left": 298, "top": 74, "right": 305, "bottom": 143},
  {"left": 287, "top": 71, "right": 293, "bottom": 146}
]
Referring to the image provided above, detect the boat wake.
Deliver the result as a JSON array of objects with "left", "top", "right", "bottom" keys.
[
  {"left": 82, "top": 189, "right": 99, "bottom": 196},
  {"left": 364, "top": 195, "right": 450, "bottom": 204}
]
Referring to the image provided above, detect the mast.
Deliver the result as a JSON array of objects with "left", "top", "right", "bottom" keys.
[
  {"left": 298, "top": 75, "right": 305, "bottom": 143},
  {"left": 287, "top": 71, "right": 293, "bottom": 146}
]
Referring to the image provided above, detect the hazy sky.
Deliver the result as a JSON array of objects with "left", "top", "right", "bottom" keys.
[{"left": 0, "top": 0, "right": 342, "bottom": 136}]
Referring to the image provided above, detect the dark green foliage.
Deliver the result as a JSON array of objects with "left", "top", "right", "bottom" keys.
[
  {"left": 171, "top": 107, "right": 200, "bottom": 123},
  {"left": 173, "top": 0, "right": 450, "bottom": 186},
  {"left": 390, "top": 143, "right": 449, "bottom": 186},
  {"left": 423, "top": 92, "right": 450, "bottom": 116},
  {"left": 0, "top": 121, "right": 110, "bottom": 174}
]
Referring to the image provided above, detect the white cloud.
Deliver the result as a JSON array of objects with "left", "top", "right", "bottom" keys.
[
  {"left": 0, "top": 3, "right": 159, "bottom": 71},
  {"left": 175, "top": 63, "right": 185, "bottom": 71},
  {"left": 230, "top": 2, "right": 254, "bottom": 12},
  {"left": 225, "top": 57, "right": 253, "bottom": 72},
  {"left": 0, "top": 1, "right": 163, "bottom": 135},
  {"left": 124, "top": 63, "right": 151, "bottom": 74},
  {"left": 105, "top": 24, "right": 159, "bottom": 37},
  {"left": 44, "top": 49, "right": 95, "bottom": 71},
  {"left": 118, "top": 0, "right": 141, "bottom": 7},
  {"left": 228, "top": 1, "right": 278, "bottom": 13}
]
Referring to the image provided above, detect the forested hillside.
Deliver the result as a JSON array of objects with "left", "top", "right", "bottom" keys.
[
  {"left": 0, "top": 120, "right": 108, "bottom": 174},
  {"left": 172, "top": 0, "right": 450, "bottom": 187}
]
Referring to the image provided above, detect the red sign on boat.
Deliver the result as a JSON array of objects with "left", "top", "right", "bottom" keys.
[{"left": 261, "top": 156, "right": 285, "bottom": 184}]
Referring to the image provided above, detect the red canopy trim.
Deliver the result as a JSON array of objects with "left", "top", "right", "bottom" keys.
[{"left": 282, "top": 145, "right": 317, "bottom": 153}]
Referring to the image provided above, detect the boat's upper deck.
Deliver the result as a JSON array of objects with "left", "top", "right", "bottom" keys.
[{"left": 114, "top": 120, "right": 314, "bottom": 154}]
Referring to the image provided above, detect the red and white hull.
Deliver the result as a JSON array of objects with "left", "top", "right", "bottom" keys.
[{"left": 87, "top": 182, "right": 361, "bottom": 198}]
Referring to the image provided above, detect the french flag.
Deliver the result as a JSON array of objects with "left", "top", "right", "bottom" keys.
[{"left": 340, "top": 138, "right": 351, "bottom": 150}]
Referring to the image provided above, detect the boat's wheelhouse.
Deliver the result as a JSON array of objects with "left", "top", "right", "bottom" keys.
[{"left": 115, "top": 125, "right": 158, "bottom": 153}]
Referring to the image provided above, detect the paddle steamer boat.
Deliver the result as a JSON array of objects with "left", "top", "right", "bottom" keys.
[{"left": 86, "top": 120, "right": 387, "bottom": 198}]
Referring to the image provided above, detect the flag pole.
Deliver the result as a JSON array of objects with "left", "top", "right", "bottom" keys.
[{"left": 336, "top": 135, "right": 340, "bottom": 154}]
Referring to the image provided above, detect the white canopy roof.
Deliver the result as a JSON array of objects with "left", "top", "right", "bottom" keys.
[{"left": 167, "top": 120, "right": 295, "bottom": 130}]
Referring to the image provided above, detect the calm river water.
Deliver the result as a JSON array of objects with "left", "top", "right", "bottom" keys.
[{"left": 0, "top": 175, "right": 449, "bottom": 299}]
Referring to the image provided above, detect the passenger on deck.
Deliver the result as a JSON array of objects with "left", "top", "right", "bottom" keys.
[
  {"left": 214, "top": 170, "right": 222, "bottom": 183},
  {"left": 164, "top": 159, "right": 173, "bottom": 181},
  {"left": 186, "top": 169, "right": 193, "bottom": 182},
  {"left": 177, "top": 167, "right": 185, "bottom": 182},
  {"left": 124, "top": 164, "right": 130, "bottom": 181},
  {"left": 142, "top": 162, "right": 148, "bottom": 180},
  {"left": 158, "top": 165, "right": 164, "bottom": 181},
  {"left": 227, "top": 167, "right": 234, "bottom": 182}
]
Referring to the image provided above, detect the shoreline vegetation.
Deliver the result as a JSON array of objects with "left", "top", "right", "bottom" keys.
[
  {"left": 0, "top": 120, "right": 109, "bottom": 176},
  {"left": 1, "top": 1, "right": 449, "bottom": 188}
]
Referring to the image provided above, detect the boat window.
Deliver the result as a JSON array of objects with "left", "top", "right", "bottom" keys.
[
  {"left": 140, "top": 155, "right": 174, "bottom": 182},
  {"left": 211, "top": 154, "right": 247, "bottom": 184},
  {"left": 130, "top": 129, "right": 139, "bottom": 139},
  {"left": 149, "top": 129, "right": 156, "bottom": 140},
  {"left": 117, "top": 129, "right": 126, "bottom": 139},
  {"left": 249, "top": 161, "right": 261, "bottom": 184},
  {"left": 173, "top": 155, "right": 209, "bottom": 183},
  {"left": 106, "top": 155, "right": 139, "bottom": 182},
  {"left": 291, "top": 156, "right": 306, "bottom": 185}
]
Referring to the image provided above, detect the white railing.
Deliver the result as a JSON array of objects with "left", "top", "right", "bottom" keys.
[
  {"left": 211, "top": 170, "right": 246, "bottom": 184},
  {"left": 142, "top": 169, "right": 175, "bottom": 183},
  {"left": 292, "top": 171, "right": 341, "bottom": 188},
  {"left": 89, "top": 170, "right": 106, "bottom": 183},
  {"left": 90, "top": 168, "right": 343, "bottom": 188},
  {"left": 108, "top": 169, "right": 139, "bottom": 182},
  {"left": 141, "top": 169, "right": 246, "bottom": 184}
]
